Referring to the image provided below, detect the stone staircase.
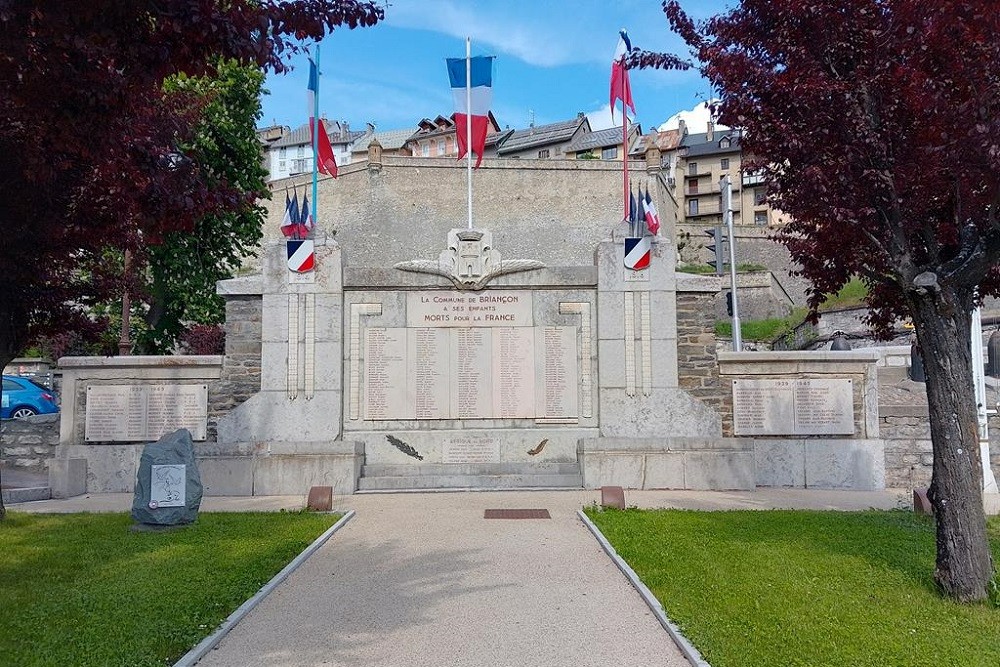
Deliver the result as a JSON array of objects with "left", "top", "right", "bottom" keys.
[{"left": 357, "top": 462, "right": 584, "bottom": 492}]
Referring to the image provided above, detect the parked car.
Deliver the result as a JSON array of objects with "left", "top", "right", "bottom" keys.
[{"left": 1, "top": 375, "right": 59, "bottom": 419}]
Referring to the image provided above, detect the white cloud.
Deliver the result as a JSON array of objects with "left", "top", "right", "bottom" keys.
[
  {"left": 385, "top": 0, "right": 607, "bottom": 67},
  {"left": 658, "top": 100, "right": 729, "bottom": 132}
]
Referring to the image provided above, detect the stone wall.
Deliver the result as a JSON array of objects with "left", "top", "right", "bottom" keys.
[
  {"left": 209, "top": 294, "right": 263, "bottom": 422},
  {"left": 265, "top": 157, "right": 678, "bottom": 270},
  {"left": 1, "top": 415, "right": 59, "bottom": 471},
  {"left": 676, "top": 276, "right": 726, "bottom": 429}
]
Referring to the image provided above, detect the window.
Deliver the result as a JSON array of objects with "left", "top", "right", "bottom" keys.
[
  {"left": 422, "top": 143, "right": 430, "bottom": 157},
  {"left": 278, "top": 160, "right": 286, "bottom": 172},
  {"left": 279, "top": 147, "right": 287, "bottom": 158},
  {"left": 688, "top": 162, "right": 698, "bottom": 176},
  {"left": 721, "top": 158, "right": 730, "bottom": 170},
  {"left": 720, "top": 138, "right": 731, "bottom": 149},
  {"left": 297, "top": 146, "right": 304, "bottom": 158},
  {"left": 755, "top": 211, "right": 768, "bottom": 225},
  {"left": 688, "top": 179, "right": 699, "bottom": 195},
  {"left": 445, "top": 137, "right": 454, "bottom": 154},
  {"left": 755, "top": 188, "right": 767, "bottom": 206},
  {"left": 538, "top": 149, "right": 550, "bottom": 158},
  {"left": 601, "top": 146, "right": 617, "bottom": 160},
  {"left": 689, "top": 199, "right": 699, "bottom": 215},
  {"left": 437, "top": 140, "right": 446, "bottom": 156},
  {"left": 430, "top": 140, "right": 437, "bottom": 155}
]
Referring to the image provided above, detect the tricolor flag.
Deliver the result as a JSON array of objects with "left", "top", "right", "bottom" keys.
[
  {"left": 301, "top": 193, "right": 314, "bottom": 233},
  {"left": 628, "top": 186, "right": 640, "bottom": 236},
  {"left": 610, "top": 30, "right": 635, "bottom": 120},
  {"left": 643, "top": 187, "right": 661, "bottom": 236},
  {"left": 281, "top": 190, "right": 301, "bottom": 238},
  {"left": 447, "top": 55, "right": 494, "bottom": 168},
  {"left": 308, "top": 57, "right": 337, "bottom": 178}
]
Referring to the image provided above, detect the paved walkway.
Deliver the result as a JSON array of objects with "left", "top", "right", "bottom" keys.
[{"left": 10, "top": 489, "right": 909, "bottom": 667}]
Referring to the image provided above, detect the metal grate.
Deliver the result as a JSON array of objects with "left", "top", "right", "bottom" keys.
[{"left": 484, "top": 509, "right": 551, "bottom": 519}]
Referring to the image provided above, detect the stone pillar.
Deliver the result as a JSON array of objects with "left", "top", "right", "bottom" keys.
[
  {"left": 210, "top": 240, "right": 360, "bottom": 495},
  {"left": 595, "top": 239, "right": 721, "bottom": 437}
]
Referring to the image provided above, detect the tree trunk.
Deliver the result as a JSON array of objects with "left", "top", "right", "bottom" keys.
[{"left": 911, "top": 287, "right": 994, "bottom": 601}]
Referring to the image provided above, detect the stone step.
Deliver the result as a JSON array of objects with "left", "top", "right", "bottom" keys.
[
  {"left": 357, "top": 472, "right": 583, "bottom": 492},
  {"left": 362, "top": 462, "right": 581, "bottom": 477}
]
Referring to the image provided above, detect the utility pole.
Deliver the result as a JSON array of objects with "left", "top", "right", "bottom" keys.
[{"left": 721, "top": 175, "right": 741, "bottom": 351}]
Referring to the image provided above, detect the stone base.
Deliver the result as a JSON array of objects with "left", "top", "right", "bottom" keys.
[
  {"left": 198, "top": 440, "right": 363, "bottom": 496},
  {"left": 349, "top": 429, "right": 594, "bottom": 466},
  {"left": 754, "top": 438, "right": 885, "bottom": 490},
  {"left": 579, "top": 437, "right": 754, "bottom": 490},
  {"left": 49, "top": 458, "right": 87, "bottom": 498}
]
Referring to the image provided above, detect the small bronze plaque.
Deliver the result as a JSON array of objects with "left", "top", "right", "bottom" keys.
[{"left": 484, "top": 509, "right": 551, "bottom": 519}]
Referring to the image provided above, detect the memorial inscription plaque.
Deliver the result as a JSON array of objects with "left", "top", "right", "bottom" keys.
[
  {"left": 362, "top": 325, "right": 578, "bottom": 421},
  {"left": 732, "top": 378, "right": 854, "bottom": 436},
  {"left": 85, "top": 384, "right": 208, "bottom": 442},
  {"left": 406, "top": 290, "right": 532, "bottom": 327}
]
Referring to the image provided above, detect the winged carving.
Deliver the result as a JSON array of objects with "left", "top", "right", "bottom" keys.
[{"left": 393, "top": 229, "right": 544, "bottom": 290}]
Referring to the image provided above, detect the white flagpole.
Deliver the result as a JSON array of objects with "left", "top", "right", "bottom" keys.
[
  {"left": 311, "top": 45, "right": 321, "bottom": 237},
  {"left": 466, "top": 37, "right": 473, "bottom": 231}
]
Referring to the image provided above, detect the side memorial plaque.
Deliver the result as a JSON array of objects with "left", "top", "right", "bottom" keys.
[
  {"left": 85, "top": 384, "right": 208, "bottom": 442},
  {"left": 732, "top": 378, "right": 854, "bottom": 436}
]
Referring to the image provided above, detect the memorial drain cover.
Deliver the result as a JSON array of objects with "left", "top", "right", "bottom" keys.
[{"left": 484, "top": 509, "right": 551, "bottom": 519}]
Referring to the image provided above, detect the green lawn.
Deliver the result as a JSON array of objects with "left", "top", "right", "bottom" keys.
[
  {"left": 586, "top": 509, "right": 1000, "bottom": 667},
  {"left": 0, "top": 511, "right": 340, "bottom": 666}
]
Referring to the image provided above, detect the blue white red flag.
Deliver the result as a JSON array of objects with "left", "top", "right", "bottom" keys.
[
  {"left": 287, "top": 239, "right": 315, "bottom": 273},
  {"left": 447, "top": 55, "right": 494, "bottom": 168},
  {"left": 643, "top": 187, "right": 661, "bottom": 236},
  {"left": 281, "top": 190, "right": 301, "bottom": 238},
  {"left": 308, "top": 57, "right": 337, "bottom": 178},
  {"left": 624, "top": 236, "right": 651, "bottom": 271},
  {"left": 300, "top": 193, "right": 314, "bottom": 234},
  {"left": 628, "top": 186, "right": 640, "bottom": 236},
  {"left": 610, "top": 30, "right": 635, "bottom": 120}
]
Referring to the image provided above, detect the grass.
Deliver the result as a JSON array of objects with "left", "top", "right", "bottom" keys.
[
  {"left": 0, "top": 511, "right": 340, "bottom": 666},
  {"left": 586, "top": 508, "right": 1000, "bottom": 667},
  {"left": 715, "top": 278, "right": 869, "bottom": 342},
  {"left": 677, "top": 262, "right": 769, "bottom": 275}
]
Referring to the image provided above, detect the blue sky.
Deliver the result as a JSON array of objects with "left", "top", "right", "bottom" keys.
[{"left": 259, "top": 0, "right": 733, "bottom": 134}]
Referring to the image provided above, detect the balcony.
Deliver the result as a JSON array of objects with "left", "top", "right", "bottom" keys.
[
  {"left": 742, "top": 170, "right": 766, "bottom": 186},
  {"left": 686, "top": 200, "right": 742, "bottom": 218}
]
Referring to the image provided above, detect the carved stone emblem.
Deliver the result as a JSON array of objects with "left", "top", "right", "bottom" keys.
[{"left": 394, "top": 228, "right": 544, "bottom": 290}]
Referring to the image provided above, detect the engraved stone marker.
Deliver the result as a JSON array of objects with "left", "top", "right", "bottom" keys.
[
  {"left": 732, "top": 378, "right": 854, "bottom": 436},
  {"left": 85, "top": 384, "right": 208, "bottom": 442},
  {"left": 442, "top": 435, "right": 502, "bottom": 463},
  {"left": 406, "top": 291, "right": 533, "bottom": 327}
]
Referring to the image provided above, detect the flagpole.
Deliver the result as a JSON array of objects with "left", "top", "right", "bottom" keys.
[
  {"left": 466, "top": 37, "right": 473, "bottom": 231},
  {"left": 311, "top": 45, "right": 321, "bottom": 239},
  {"left": 623, "top": 98, "right": 629, "bottom": 222}
]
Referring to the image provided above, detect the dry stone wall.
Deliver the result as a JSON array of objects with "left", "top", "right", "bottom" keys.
[{"left": 1, "top": 415, "right": 59, "bottom": 471}]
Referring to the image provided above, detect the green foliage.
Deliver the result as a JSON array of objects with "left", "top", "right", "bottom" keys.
[
  {"left": 678, "top": 263, "right": 770, "bottom": 275},
  {"left": 139, "top": 60, "right": 269, "bottom": 353},
  {"left": 586, "top": 509, "right": 1000, "bottom": 667},
  {"left": 716, "top": 307, "right": 807, "bottom": 341},
  {"left": 0, "top": 511, "right": 339, "bottom": 665},
  {"left": 820, "top": 277, "right": 869, "bottom": 310}
]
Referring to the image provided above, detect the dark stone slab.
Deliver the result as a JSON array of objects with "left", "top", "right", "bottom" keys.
[
  {"left": 131, "top": 429, "right": 203, "bottom": 526},
  {"left": 484, "top": 509, "right": 551, "bottom": 519},
  {"left": 601, "top": 485, "right": 626, "bottom": 510},
  {"left": 307, "top": 486, "right": 333, "bottom": 512},
  {"left": 913, "top": 488, "right": 934, "bottom": 515}
]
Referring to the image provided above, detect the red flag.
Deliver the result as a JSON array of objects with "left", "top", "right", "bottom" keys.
[
  {"left": 308, "top": 58, "right": 337, "bottom": 178},
  {"left": 610, "top": 30, "right": 635, "bottom": 119}
]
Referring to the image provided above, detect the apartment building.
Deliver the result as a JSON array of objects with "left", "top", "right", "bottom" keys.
[
  {"left": 264, "top": 119, "right": 362, "bottom": 181},
  {"left": 675, "top": 121, "right": 774, "bottom": 227}
]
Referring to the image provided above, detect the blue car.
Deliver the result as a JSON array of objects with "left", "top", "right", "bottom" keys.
[{"left": 1, "top": 375, "right": 59, "bottom": 419}]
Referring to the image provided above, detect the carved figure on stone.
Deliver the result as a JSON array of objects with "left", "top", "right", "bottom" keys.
[{"left": 394, "top": 228, "right": 544, "bottom": 290}]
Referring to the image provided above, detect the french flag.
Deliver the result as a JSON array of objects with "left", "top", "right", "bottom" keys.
[
  {"left": 307, "top": 57, "right": 337, "bottom": 178},
  {"left": 447, "top": 56, "right": 494, "bottom": 168},
  {"left": 610, "top": 30, "right": 635, "bottom": 119},
  {"left": 643, "top": 187, "right": 661, "bottom": 236}
]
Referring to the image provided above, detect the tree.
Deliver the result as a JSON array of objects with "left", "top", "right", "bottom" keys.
[
  {"left": 139, "top": 61, "right": 271, "bottom": 353},
  {"left": 0, "top": 0, "right": 383, "bottom": 519},
  {"left": 635, "top": 0, "right": 999, "bottom": 601}
]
